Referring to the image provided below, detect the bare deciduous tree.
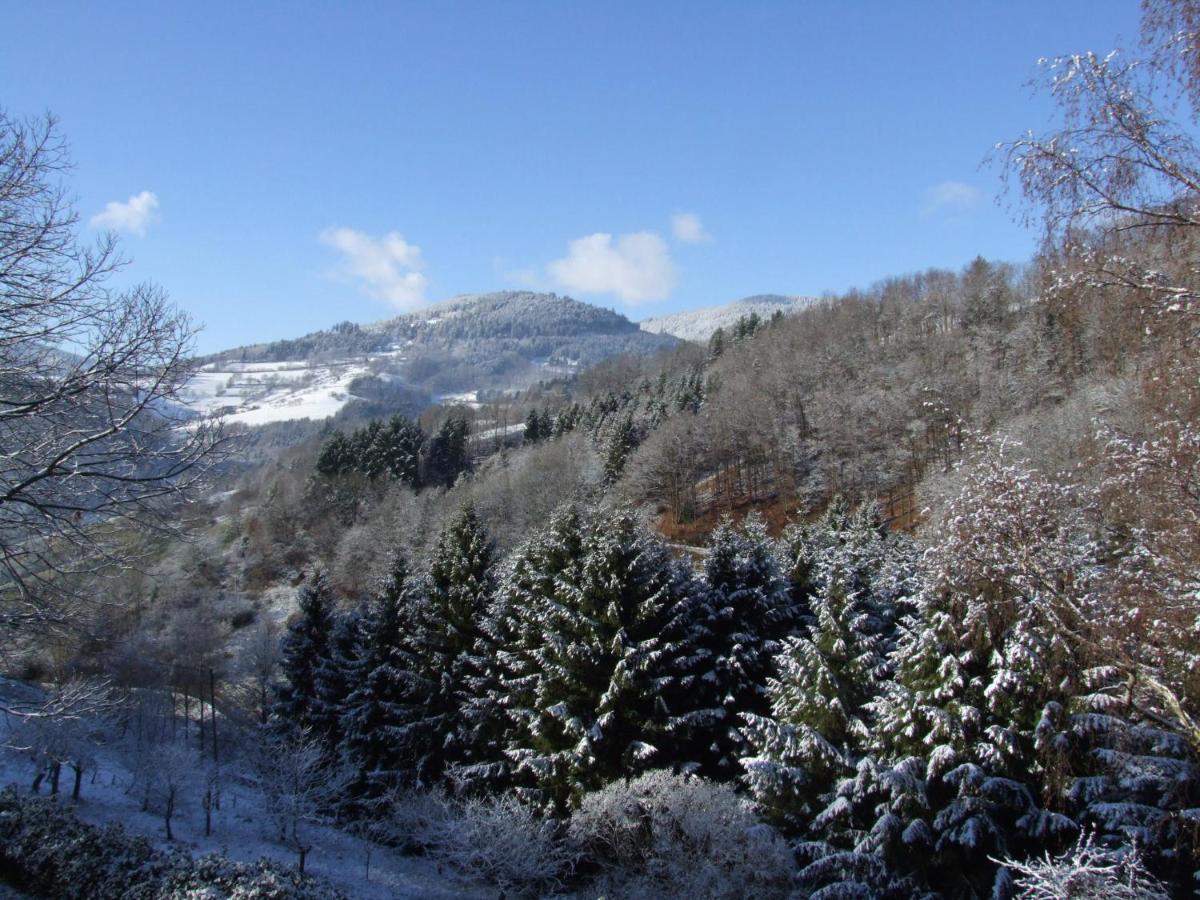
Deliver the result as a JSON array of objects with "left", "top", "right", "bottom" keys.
[{"left": 0, "top": 111, "right": 230, "bottom": 641}]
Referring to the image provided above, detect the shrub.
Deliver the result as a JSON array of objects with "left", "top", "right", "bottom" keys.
[
  {"left": 999, "top": 832, "right": 1169, "bottom": 900},
  {"left": 567, "top": 770, "right": 795, "bottom": 899},
  {"left": 398, "top": 790, "right": 576, "bottom": 895}
]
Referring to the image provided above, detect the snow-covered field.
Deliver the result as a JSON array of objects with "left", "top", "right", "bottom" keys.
[{"left": 180, "top": 355, "right": 400, "bottom": 427}]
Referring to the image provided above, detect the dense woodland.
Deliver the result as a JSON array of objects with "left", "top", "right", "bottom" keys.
[{"left": 6, "top": 1, "right": 1200, "bottom": 898}]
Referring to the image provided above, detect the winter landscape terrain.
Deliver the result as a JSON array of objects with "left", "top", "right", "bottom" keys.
[
  {"left": 5, "top": 2, "right": 1200, "bottom": 898},
  {"left": 638, "top": 294, "right": 817, "bottom": 343}
]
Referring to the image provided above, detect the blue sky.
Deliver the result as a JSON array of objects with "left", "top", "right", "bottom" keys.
[{"left": 2, "top": 1, "right": 1140, "bottom": 353}]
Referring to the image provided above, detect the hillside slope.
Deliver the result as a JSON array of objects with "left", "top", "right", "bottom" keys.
[
  {"left": 184, "top": 292, "right": 679, "bottom": 426},
  {"left": 639, "top": 294, "right": 817, "bottom": 342}
]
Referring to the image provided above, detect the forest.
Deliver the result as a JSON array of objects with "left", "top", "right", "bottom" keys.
[{"left": 4, "top": 1, "right": 1200, "bottom": 898}]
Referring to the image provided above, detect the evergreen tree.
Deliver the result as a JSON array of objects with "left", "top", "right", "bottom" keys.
[
  {"left": 272, "top": 570, "right": 337, "bottom": 735},
  {"left": 312, "top": 604, "right": 362, "bottom": 754},
  {"left": 485, "top": 506, "right": 705, "bottom": 810},
  {"left": 742, "top": 503, "right": 916, "bottom": 829},
  {"left": 315, "top": 431, "right": 354, "bottom": 478},
  {"left": 742, "top": 575, "right": 884, "bottom": 827},
  {"left": 685, "top": 514, "right": 801, "bottom": 779},
  {"left": 374, "top": 415, "right": 424, "bottom": 485},
  {"left": 426, "top": 414, "right": 471, "bottom": 487},
  {"left": 826, "top": 451, "right": 1088, "bottom": 895},
  {"left": 603, "top": 415, "right": 638, "bottom": 482},
  {"left": 707, "top": 326, "right": 726, "bottom": 358},
  {"left": 351, "top": 420, "right": 384, "bottom": 478},
  {"left": 459, "top": 505, "right": 589, "bottom": 792},
  {"left": 340, "top": 553, "right": 414, "bottom": 800},
  {"left": 523, "top": 408, "right": 542, "bottom": 444},
  {"left": 393, "top": 505, "right": 495, "bottom": 784}
]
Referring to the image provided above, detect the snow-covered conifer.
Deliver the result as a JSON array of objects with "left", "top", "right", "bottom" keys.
[
  {"left": 687, "top": 513, "right": 800, "bottom": 778},
  {"left": 272, "top": 570, "right": 337, "bottom": 736},
  {"left": 487, "top": 506, "right": 704, "bottom": 809}
]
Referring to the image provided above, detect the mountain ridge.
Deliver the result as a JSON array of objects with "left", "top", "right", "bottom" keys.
[{"left": 639, "top": 294, "right": 817, "bottom": 342}]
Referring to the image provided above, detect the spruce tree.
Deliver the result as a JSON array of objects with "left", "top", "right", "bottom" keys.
[
  {"left": 523, "top": 409, "right": 542, "bottom": 443},
  {"left": 848, "top": 452, "right": 1086, "bottom": 895},
  {"left": 272, "top": 570, "right": 337, "bottom": 735},
  {"left": 373, "top": 415, "right": 424, "bottom": 485},
  {"left": 315, "top": 431, "right": 353, "bottom": 478},
  {"left": 603, "top": 416, "right": 638, "bottom": 482},
  {"left": 425, "top": 414, "right": 471, "bottom": 487},
  {"left": 393, "top": 505, "right": 495, "bottom": 784},
  {"left": 486, "top": 506, "right": 705, "bottom": 810},
  {"left": 687, "top": 514, "right": 801, "bottom": 778},
  {"left": 340, "top": 552, "right": 414, "bottom": 800}
]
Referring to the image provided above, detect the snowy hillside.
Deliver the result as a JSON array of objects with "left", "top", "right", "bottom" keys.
[
  {"left": 186, "top": 292, "right": 680, "bottom": 426},
  {"left": 639, "top": 294, "right": 817, "bottom": 342}
]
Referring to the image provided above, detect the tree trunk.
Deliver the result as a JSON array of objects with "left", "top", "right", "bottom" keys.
[
  {"left": 165, "top": 791, "right": 175, "bottom": 841},
  {"left": 32, "top": 766, "right": 45, "bottom": 794},
  {"left": 210, "top": 668, "right": 219, "bottom": 765},
  {"left": 49, "top": 763, "right": 61, "bottom": 796},
  {"left": 72, "top": 765, "right": 83, "bottom": 801}
]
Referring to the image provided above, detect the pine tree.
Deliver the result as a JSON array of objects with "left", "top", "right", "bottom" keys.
[
  {"left": 312, "top": 604, "right": 362, "bottom": 754},
  {"left": 374, "top": 415, "right": 424, "bottom": 485},
  {"left": 523, "top": 409, "right": 542, "bottom": 444},
  {"left": 272, "top": 570, "right": 337, "bottom": 736},
  {"left": 850, "top": 449, "right": 1087, "bottom": 895},
  {"left": 485, "top": 506, "right": 705, "bottom": 810},
  {"left": 685, "top": 514, "right": 801, "bottom": 779},
  {"left": 426, "top": 414, "right": 471, "bottom": 487},
  {"left": 393, "top": 505, "right": 495, "bottom": 784},
  {"left": 742, "top": 576, "right": 884, "bottom": 826},
  {"left": 352, "top": 420, "right": 385, "bottom": 478},
  {"left": 742, "top": 503, "right": 916, "bottom": 830},
  {"left": 339, "top": 552, "right": 414, "bottom": 800},
  {"left": 603, "top": 415, "right": 638, "bottom": 482},
  {"left": 315, "top": 431, "right": 354, "bottom": 478}
]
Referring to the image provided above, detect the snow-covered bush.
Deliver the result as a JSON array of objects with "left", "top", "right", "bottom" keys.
[
  {"left": 413, "top": 791, "right": 576, "bottom": 895},
  {"left": 568, "top": 770, "right": 795, "bottom": 899},
  {"left": 999, "top": 832, "right": 1168, "bottom": 899}
]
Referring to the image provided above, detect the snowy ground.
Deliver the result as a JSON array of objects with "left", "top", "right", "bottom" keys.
[
  {"left": 0, "top": 710, "right": 490, "bottom": 899},
  {"left": 180, "top": 352, "right": 406, "bottom": 427}
]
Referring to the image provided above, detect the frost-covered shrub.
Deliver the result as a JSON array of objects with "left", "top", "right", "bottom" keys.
[
  {"left": 414, "top": 791, "right": 576, "bottom": 895},
  {"left": 568, "top": 770, "right": 795, "bottom": 899},
  {"left": 0, "top": 788, "right": 342, "bottom": 899},
  {"left": 1000, "top": 832, "right": 1169, "bottom": 899}
]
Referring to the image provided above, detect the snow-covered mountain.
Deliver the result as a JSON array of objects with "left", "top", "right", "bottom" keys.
[
  {"left": 183, "top": 292, "right": 679, "bottom": 427},
  {"left": 639, "top": 294, "right": 817, "bottom": 343}
]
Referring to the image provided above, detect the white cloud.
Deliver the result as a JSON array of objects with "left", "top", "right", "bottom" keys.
[
  {"left": 922, "top": 180, "right": 981, "bottom": 217},
  {"left": 89, "top": 191, "right": 159, "bottom": 236},
  {"left": 320, "top": 227, "right": 428, "bottom": 310},
  {"left": 547, "top": 231, "right": 677, "bottom": 304},
  {"left": 671, "top": 212, "right": 712, "bottom": 243}
]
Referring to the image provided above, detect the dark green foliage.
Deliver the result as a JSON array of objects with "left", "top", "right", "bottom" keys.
[
  {"left": 707, "top": 326, "right": 726, "bottom": 358},
  {"left": 477, "top": 506, "right": 706, "bottom": 810},
  {"left": 603, "top": 416, "right": 638, "bottom": 482},
  {"left": 271, "top": 570, "right": 337, "bottom": 738},
  {"left": 425, "top": 414, "right": 471, "bottom": 487},
  {"left": 314, "top": 415, "right": 424, "bottom": 485},
  {"left": 339, "top": 553, "right": 415, "bottom": 798},
  {"left": 392, "top": 506, "right": 496, "bottom": 784},
  {"left": 683, "top": 514, "right": 803, "bottom": 779}
]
